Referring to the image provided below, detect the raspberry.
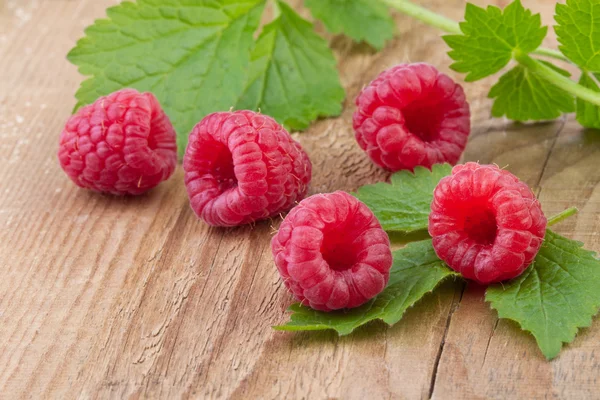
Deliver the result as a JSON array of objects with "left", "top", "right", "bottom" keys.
[
  {"left": 271, "top": 191, "right": 393, "bottom": 311},
  {"left": 184, "top": 111, "right": 312, "bottom": 227},
  {"left": 58, "top": 89, "right": 177, "bottom": 195},
  {"left": 353, "top": 63, "right": 471, "bottom": 171},
  {"left": 428, "top": 163, "right": 547, "bottom": 284}
]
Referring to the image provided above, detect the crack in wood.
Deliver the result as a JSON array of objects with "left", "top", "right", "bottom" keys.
[
  {"left": 482, "top": 318, "right": 500, "bottom": 367},
  {"left": 534, "top": 116, "right": 567, "bottom": 190},
  {"left": 428, "top": 282, "right": 466, "bottom": 399}
]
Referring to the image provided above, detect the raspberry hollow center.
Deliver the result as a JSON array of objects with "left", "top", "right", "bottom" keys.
[
  {"left": 321, "top": 225, "right": 359, "bottom": 271},
  {"left": 402, "top": 97, "right": 445, "bottom": 142},
  {"left": 463, "top": 207, "right": 498, "bottom": 245},
  {"left": 212, "top": 145, "right": 237, "bottom": 192},
  {"left": 147, "top": 124, "right": 159, "bottom": 151}
]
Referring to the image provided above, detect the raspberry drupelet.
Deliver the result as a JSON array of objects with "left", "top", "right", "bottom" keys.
[
  {"left": 272, "top": 191, "right": 393, "bottom": 311},
  {"left": 428, "top": 163, "right": 547, "bottom": 284},
  {"left": 184, "top": 110, "right": 312, "bottom": 227},
  {"left": 353, "top": 63, "right": 471, "bottom": 171},
  {"left": 58, "top": 89, "right": 178, "bottom": 195}
]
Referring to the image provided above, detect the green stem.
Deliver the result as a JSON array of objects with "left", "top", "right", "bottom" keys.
[
  {"left": 547, "top": 207, "right": 578, "bottom": 227},
  {"left": 515, "top": 53, "right": 600, "bottom": 107},
  {"left": 381, "top": 0, "right": 569, "bottom": 63},
  {"left": 532, "top": 47, "right": 567, "bottom": 62},
  {"left": 381, "top": 0, "right": 461, "bottom": 34}
]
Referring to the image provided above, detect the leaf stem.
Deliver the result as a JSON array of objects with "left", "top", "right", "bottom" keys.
[
  {"left": 381, "top": 0, "right": 461, "bottom": 34},
  {"left": 532, "top": 47, "right": 568, "bottom": 62},
  {"left": 515, "top": 53, "right": 600, "bottom": 107},
  {"left": 547, "top": 207, "right": 578, "bottom": 227},
  {"left": 380, "top": 0, "right": 569, "bottom": 63}
]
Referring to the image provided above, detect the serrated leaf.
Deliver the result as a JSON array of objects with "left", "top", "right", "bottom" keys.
[
  {"left": 576, "top": 72, "right": 600, "bottom": 129},
  {"left": 443, "top": 0, "right": 547, "bottom": 81},
  {"left": 555, "top": 0, "right": 600, "bottom": 72},
  {"left": 488, "top": 65, "right": 575, "bottom": 121},
  {"left": 236, "top": 1, "right": 344, "bottom": 130},
  {"left": 486, "top": 230, "right": 600, "bottom": 360},
  {"left": 354, "top": 164, "right": 452, "bottom": 234},
  {"left": 274, "top": 240, "right": 458, "bottom": 335},
  {"left": 304, "top": 0, "right": 394, "bottom": 50},
  {"left": 68, "top": 0, "right": 267, "bottom": 154}
]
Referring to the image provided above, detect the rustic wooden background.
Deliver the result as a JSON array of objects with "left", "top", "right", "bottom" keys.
[{"left": 1, "top": 0, "right": 599, "bottom": 398}]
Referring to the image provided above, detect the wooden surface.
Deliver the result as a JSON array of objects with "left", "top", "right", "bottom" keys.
[{"left": 1, "top": 0, "right": 599, "bottom": 398}]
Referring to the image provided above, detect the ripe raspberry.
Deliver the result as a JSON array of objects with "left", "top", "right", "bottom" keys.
[
  {"left": 184, "top": 111, "right": 312, "bottom": 227},
  {"left": 58, "top": 89, "right": 177, "bottom": 195},
  {"left": 353, "top": 63, "right": 471, "bottom": 171},
  {"left": 428, "top": 163, "right": 547, "bottom": 284},
  {"left": 271, "top": 191, "right": 393, "bottom": 311}
]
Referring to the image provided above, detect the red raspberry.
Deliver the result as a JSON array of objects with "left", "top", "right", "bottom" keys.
[
  {"left": 429, "top": 163, "right": 547, "bottom": 284},
  {"left": 271, "top": 191, "right": 393, "bottom": 311},
  {"left": 184, "top": 111, "right": 312, "bottom": 227},
  {"left": 353, "top": 63, "right": 471, "bottom": 171},
  {"left": 58, "top": 89, "right": 177, "bottom": 195}
]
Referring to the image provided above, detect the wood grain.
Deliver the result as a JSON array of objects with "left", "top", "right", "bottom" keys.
[{"left": 0, "top": 0, "right": 599, "bottom": 399}]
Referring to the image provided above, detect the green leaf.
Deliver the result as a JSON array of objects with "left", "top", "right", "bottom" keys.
[
  {"left": 488, "top": 64, "right": 575, "bottom": 121},
  {"left": 274, "top": 240, "right": 458, "bottom": 335},
  {"left": 236, "top": 1, "right": 344, "bottom": 130},
  {"left": 555, "top": 0, "right": 600, "bottom": 72},
  {"left": 304, "top": 0, "right": 394, "bottom": 50},
  {"left": 354, "top": 164, "right": 452, "bottom": 234},
  {"left": 443, "top": 0, "right": 547, "bottom": 81},
  {"left": 486, "top": 230, "right": 600, "bottom": 360},
  {"left": 68, "top": 0, "right": 267, "bottom": 153},
  {"left": 576, "top": 72, "right": 600, "bottom": 129}
]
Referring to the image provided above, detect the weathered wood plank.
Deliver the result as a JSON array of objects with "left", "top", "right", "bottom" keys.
[{"left": 0, "top": 1, "right": 598, "bottom": 399}]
